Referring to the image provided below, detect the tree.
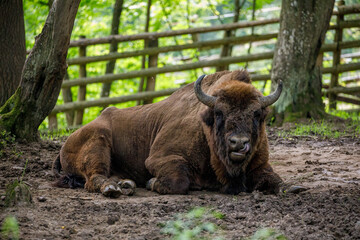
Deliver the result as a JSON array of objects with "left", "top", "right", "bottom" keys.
[
  {"left": 271, "top": 0, "right": 335, "bottom": 123},
  {"left": 0, "top": 0, "right": 26, "bottom": 107},
  {"left": 137, "top": 0, "right": 153, "bottom": 105},
  {"left": 0, "top": 0, "right": 81, "bottom": 141},
  {"left": 101, "top": 0, "right": 125, "bottom": 99},
  {"left": 216, "top": 0, "right": 245, "bottom": 72}
]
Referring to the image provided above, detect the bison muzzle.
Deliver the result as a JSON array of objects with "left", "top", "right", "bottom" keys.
[{"left": 53, "top": 70, "right": 283, "bottom": 197}]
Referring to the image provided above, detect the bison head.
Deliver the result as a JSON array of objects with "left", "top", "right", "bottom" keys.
[{"left": 195, "top": 70, "right": 282, "bottom": 178}]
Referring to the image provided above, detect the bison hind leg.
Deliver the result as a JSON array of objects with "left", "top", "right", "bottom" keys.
[
  {"left": 85, "top": 174, "right": 121, "bottom": 198},
  {"left": 86, "top": 175, "right": 137, "bottom": 197}
]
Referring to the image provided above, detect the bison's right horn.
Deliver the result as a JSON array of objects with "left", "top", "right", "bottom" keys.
[
  {"left": 194, "top": 75, "right": 217, "bottom": 108},
  {"left": 260, "top": 80, "right": 283, "bottom": 108}
]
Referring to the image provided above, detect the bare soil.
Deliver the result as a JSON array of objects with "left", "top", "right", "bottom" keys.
[{"left": 0, "top": 128, "right": 359, "bottom": 239}]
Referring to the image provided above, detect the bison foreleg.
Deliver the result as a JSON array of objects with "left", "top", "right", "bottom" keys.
[
  {"left": 117, "top": 179, "right": 136, "bottom": 196},
  {"left": 145, "top": 155, "right": 190, "bottom": 194},
  {"left": 246, "top": 164, "right": 282, "bottom": 194},
  {"left": 221, "top": 174, "right": 248, "bottom": 194}
]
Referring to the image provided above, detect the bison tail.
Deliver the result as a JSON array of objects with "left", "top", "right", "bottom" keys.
[
  {"left": 53, "top": 174, "right": 85, "bottom": 189},
  {"left": 52, "top": 153, "right": 62, "bottom": 178},
  {"left": 52, "top": 153, "right": 85, "bottom": 189}
]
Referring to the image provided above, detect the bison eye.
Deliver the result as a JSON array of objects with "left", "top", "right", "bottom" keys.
[
  {"left": 254, "top": 109, "right": 261, "bottom": 120},
  {"left": 214, "top": 109, "right": 222, "bottom": 116},
  {"left": 214, "top": 109, "right": 223, "bottom": 119},
  {"left": 214, "top": 109, "right": 224, "bottom": 129}
]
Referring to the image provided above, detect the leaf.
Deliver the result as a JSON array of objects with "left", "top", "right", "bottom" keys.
[{"left": 1, "top": 216, "right": 20, "bottom": 240}]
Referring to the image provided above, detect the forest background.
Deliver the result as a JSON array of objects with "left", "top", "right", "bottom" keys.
[{"left": 23, "top": 0, "right": 360, "bottom": 130}]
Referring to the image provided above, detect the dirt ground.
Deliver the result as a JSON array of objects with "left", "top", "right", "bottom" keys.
[{"left": 0, "top": 128, "right": 359, "bottom": 240}]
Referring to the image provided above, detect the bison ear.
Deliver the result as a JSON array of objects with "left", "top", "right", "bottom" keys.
[
  {"left": 261, "top": 106, "right": 270, "bottom": 118},
  {"left": 231, "top": 70, "right": 251, "bottom": 83},
  {"left": 201, "top": 108, "right": 214, "bottom": 126}
]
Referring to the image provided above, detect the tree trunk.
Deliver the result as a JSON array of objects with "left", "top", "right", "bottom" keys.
[
  {"left": 216, "top": 0, "right": 244, "bottom": 72},
  {"left": 48, "top": 0, "right": 54, "bottom": 8},
  {"left": 0, "top": 0, "right": 26, "bottom": 106},
  {"left": 0, "top": 0, "right": 81, "bottom": 141},
  {"left": 271, "top": 0, "right": 335, "bottom": 123},
  {"left": 101, "top": 0, "right": 124, "bottom": 99}
]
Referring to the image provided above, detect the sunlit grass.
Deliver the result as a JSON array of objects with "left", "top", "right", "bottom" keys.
[
  {"left": 328, "top": 109, "right": 360, "bottom": 121},
  {"left": 40, "top": 128, "right": 77, "bottom": 140},
  {"left": 278, "top": 118, "right": 360, "bottom": 139}
]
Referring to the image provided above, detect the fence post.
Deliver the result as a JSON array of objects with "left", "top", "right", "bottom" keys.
[
  {"left": 137, "top": 39, "right": 149, "bottom": 105},
  {"left": 62, "top": 71, "right": 74, "bottom": 127},
  {"left": 329, "top": 0, "right": 345, "bottom": 109},
  {"left": 48, "top": 114, "right": 58, "bottom": 131},
  {"left": 216, "top": 30, "right": 232, "bottom": 72},
  {"left": 74, "top": 35, "right": 87, "bottom": 125},
  {"left": 143, "top": 38, "right": 159, "bottom": 104}
]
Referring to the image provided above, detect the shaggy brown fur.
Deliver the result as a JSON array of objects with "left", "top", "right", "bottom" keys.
[{"left": 53, "top": 69, "right": 282, "bottom": 196}]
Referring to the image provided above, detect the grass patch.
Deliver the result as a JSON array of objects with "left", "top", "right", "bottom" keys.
[
  {"left": 39, "top": 127, "right": 77, "bottom": 141},
  {"left": 278, "top": 118, "right": 360, "bottom": 139},
  {"left": 327, "top": 109, "right": 360, "bottom": 122}
]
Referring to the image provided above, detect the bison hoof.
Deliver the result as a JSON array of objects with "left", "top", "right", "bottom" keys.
[
  {"left": 146, "top": 178, "right": 157, "bottom": 191},
  {"left": 118, "top": 179, "right": 136, "bottom": 196},
  {"left": 101, "top": 184, "right": 122, "bottom": 198}
]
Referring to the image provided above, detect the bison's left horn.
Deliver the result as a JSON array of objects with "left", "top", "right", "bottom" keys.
[
  {"left": 260, "top": 80, "right": 283, "bottom": 108},
  {"left": 194, "top": 75, "right": 217, "bottom": 108}
]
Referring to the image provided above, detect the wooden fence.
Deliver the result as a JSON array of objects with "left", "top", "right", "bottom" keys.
[{"left": 48, "top": 2, "right": 360, "bottom": 129}]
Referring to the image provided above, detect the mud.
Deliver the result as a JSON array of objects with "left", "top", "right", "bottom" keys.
[{"left": 0, "top": 129, "right": 359, "bottom": 239}]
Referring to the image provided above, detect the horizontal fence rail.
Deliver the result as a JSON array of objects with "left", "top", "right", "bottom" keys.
[
  {"left": 46, "top": 3, "right": 360, "bottom": 128},
  {"left": 62, "top": 52, "right": 275, "bottom": 88},
  {"left": 61, "top": 40, "right": 360, "bottom": 88},
  {"left": 67, "top": 34, "right": 278, "bottom": 65},
  {"left": 52, "top": 88, "right": 178, "bottom": 113},
  {"left": 69, "top": 18, "right": 280, "bottom": 47}
]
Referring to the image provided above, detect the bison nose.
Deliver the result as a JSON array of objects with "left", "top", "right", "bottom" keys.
[{"left": 228, "top": 136, "right": 250, "bottom": 151}]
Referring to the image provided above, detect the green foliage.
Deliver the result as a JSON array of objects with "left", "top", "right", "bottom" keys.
[
  {"left": 160, "top": 207, "right": 225, "bottom": 240},
  {"left": 23, "top": 0, "right": 359, "bottom": 130},
  {"left": 159, "top": 208, "right": 288, "bottom": 240},
  {"left": 249, "top": 228, "right": 287, "bottom": 240},
  {"left": 1, "top": 216, "right": 20, "bottom": 240},
  {"left": 4, "top": 159, "right": 32, "bottom": 207},
  {"left": 23, "top": 0, "right": 49, "bottom": 49},
  {"left": 23, "top": 0, "right": 282, "bottom": 130}
]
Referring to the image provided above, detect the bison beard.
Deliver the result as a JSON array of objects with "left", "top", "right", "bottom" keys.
[{"left": 52, "top": 69, "right": 283, "bottom": 197}]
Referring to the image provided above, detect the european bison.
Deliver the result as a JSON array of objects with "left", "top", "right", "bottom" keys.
[{"left": 53, "top": 70, "right": 283, "bottom": 197}]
